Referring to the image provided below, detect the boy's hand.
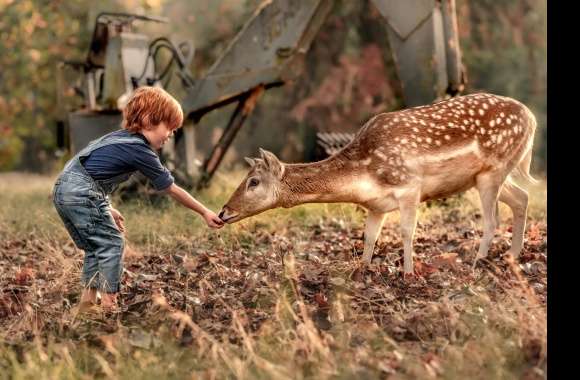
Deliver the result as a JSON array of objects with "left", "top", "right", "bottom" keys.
[
  {"left": 110, "top": 207, "right": 126, "bottom": 232},
  {"left": 203, "top": 210, "right": 224, "bottom": 229}
]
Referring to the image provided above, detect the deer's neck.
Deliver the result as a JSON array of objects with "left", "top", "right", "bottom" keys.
[{"left": 278, "top": 155, "right": 368, "bottom": 208}]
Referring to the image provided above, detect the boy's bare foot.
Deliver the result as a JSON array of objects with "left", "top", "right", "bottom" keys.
[
  {"left": 80, "top": 288, "right": 98, "bottom": 304},
  {"left": 74, "top": 301, "right": 101, "bottom": 315},
  {"left": 101, "top": 292, "right": 121, "bottom": 313}
]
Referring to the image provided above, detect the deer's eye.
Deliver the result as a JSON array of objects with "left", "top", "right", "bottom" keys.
[{"left": 248, "top": 178, "right": 260, "bottom": 188}]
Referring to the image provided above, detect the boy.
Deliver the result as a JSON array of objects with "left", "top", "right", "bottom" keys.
[{"left": 52, "top": 86, "right": 224, "bottom": 312}]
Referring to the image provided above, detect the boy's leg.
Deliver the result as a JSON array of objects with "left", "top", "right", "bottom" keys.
[
  {"left": 81, "top": 252, "right": 101, "bottom": 295},
  {"left": 53, "top": 203, "right": 102, "bottom": 307},
  {"left": 87, "top": 200, "right": 125, "bottom": 310}
]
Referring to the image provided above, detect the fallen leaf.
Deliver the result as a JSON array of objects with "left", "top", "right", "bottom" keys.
[{"left": 431, "top": 253, "right": 460, "bottom": 270}]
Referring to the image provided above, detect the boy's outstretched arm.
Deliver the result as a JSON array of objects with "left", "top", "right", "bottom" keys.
[{"left": 164, "top": 184, "right": 224, "bottom": 229}]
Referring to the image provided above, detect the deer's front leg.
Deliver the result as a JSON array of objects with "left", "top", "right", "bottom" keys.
[
  {"left": 399, "top": 192, "right": 419, "bottom": 274},
  {"left": 399, "top": 200, "right": 419, "bottom": 275},
  {"left": 361, "top": 211, "right": 387, "bottom": 264}
]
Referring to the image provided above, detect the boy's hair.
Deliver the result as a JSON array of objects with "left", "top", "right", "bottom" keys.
[{"left": 122, "top": 86, "right": 184, "bottom": 132}]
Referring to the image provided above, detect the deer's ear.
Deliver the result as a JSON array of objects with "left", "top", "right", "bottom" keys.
[
  {"left": 259, "top": 148, "right": 285, "bottom": 179},
  {"left": 244, "top": 157, "right": 256, "bottom": 167}
]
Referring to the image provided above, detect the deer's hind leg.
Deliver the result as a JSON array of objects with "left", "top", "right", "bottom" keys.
[
  {"left": 362, "top": 211, "right": 387, "bottom": 264},
  {"left": 498, "top": 178, "right": 529, "bottom": 258},
  {"left": 474, "top": 172, "right": 506, "bottom": 265}
]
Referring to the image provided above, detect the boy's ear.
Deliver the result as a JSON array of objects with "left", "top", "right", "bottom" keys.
[{"left": 258, "top": 148, "right": 285, "bottom": 179}]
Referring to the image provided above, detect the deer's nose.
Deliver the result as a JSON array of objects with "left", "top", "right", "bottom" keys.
[{"left": 218, "top": 209, "right": 226, "bottom": 220}]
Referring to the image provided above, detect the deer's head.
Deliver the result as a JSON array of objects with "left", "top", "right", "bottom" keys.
[{"left": 219, "top": 148, "right": 285, "bottom": 223}]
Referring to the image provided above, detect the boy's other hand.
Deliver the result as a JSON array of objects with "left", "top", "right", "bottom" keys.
[
  {"left": 110, "top": 208, "right": 126, "bottom": 232},
  {"left": 203, "top": 210, "right": 224, "bottom": 229}
]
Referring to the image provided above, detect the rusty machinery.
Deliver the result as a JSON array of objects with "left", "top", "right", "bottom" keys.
[{"left": 56, "top": 1, "right": 465, "bottom": 191}]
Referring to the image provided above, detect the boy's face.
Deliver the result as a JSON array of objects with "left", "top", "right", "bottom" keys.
[{"left": 143, "top": 122, "right": 175, "bottom": 150}]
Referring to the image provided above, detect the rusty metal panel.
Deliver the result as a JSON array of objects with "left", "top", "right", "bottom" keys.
[
  {"left": 68, "top": 111, "right": 122, "bottom": 153},
  {"left": 372, "top": 0, "right": 449, "bottom": 106},
  {"left": 102, "top": 32, "right": 153, "bottom": 109},
  {"left": 182, "top": 0, "right": 333, "bottom": 118},
  {"left": 371, "top": 0, "right": 435, "bottom": 40}
]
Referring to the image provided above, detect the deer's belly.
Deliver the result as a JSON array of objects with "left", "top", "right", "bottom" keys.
[{"left": 418, "top": 151, "right": 485, "bottom": 201}]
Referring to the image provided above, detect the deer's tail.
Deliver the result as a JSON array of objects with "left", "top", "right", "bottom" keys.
[{"left": 510, "top": 144, "right": 540, "bottom": 188}]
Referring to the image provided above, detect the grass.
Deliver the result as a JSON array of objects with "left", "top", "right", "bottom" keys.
[{"left": 0, "top": 170, "right": 547, "bottom": 379}]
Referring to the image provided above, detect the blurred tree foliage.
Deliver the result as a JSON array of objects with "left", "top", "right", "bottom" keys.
[
  {"left": 0, "top": 0, "right": 90, "bottom": 171},
  {"left": 457, "top": 0, "right": 547, "bottom": 173},
  {"left": 0, "top": 0, "right": 547, "bottom": 173}
]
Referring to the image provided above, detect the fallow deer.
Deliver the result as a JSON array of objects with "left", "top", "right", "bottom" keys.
[{"left": 219, "top": 93, "right": 538, "bottom": 274}]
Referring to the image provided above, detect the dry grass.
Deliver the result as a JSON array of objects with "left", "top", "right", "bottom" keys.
[{"left": 0, "top": 171, "right": 547, "bottom": 379}]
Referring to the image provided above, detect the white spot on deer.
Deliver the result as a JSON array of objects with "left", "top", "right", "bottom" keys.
[
  {"left": 468, "top": 109, "right": 475, "bottom": 116},
  {"left": 483, "top": 103, "right": 489, "bottom": 110},
  {"left": 420, "top": 120, "right": 426, "bottom": 126},
  {"left": 444, "top": 135, "right": 451, "bottom": 140},
  {"left": 480, "top": 128, "right": 486, "bottom": 135},
  {"left": 500, "top": 112, "right": 505, "bottom": 117},
  {"left": 497, "top": 134, "right": 503, "bottom": 144},
  {"left": 411, "top": 142, "right": 418, "bottom": 148},
  {"left": 490, "top": 120, "right": 495, "bottom": 127},
  {"left": 478, "top": 109, "right": 485, "bottom": 116},
  {"left": 496, "top": 117, "right": 502, "bottom": 124},
  {"left": 435, "top": 140, "right": 442, "bottom": 146},
  {"left": 507, "top": 118, "right": 512, "bottom": 125},
  {"left": 362, "top": 158, "right": 372, "bottom": 165},
  {"left": 412, "top": 127, "right": 419, "bottom": 133},
  {"left": 374, "top": 151, "right": 387, "bottom": 161},
  {"left": 425, "top": 137, "right": 432, "bottom": 144},
  {"left": 475, "top": 120, "right": 481, "bottom": 126},
  {"left": 417, "top": 137, "right": 423, "bottom": 143}
]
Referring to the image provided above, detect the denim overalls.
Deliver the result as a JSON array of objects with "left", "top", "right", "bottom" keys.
[{"left": 52, "top": 130, "right": 146, "bottom": 293}]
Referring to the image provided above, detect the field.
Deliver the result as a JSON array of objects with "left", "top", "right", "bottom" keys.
[{"left": 0, "top": 171, "right": 547, "bottom": 379}]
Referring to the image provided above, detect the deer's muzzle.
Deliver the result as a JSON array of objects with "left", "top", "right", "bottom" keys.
[{"left": 218, "top": 206, "right": 240, "bottom": 223}]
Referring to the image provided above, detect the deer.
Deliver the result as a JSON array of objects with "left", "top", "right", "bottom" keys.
[{"left": 218, "top": 93, "right": 538, "bottom": 275}]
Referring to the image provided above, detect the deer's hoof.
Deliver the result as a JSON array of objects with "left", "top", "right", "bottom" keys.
[
  {"left": 402, "top": 270, "right": 421, "bottom": 282},
  {"left": 504, "top": 249, "right": 521, "bottom": 260}
]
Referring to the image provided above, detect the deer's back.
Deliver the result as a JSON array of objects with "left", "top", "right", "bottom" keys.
[{"left": 339, "top": 93, "right": 536, "bottom": 197}]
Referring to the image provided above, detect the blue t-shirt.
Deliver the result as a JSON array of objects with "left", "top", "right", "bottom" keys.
[{"left": 82, "top": 133, "right": 174, "bottom": 191}]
